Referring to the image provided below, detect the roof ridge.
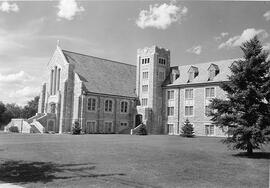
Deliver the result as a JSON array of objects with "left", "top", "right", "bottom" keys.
[
  {"left": 177, "top": 58, "right": 241, "bottom": 68},
  {"left": 62, "top": 49, "right": 136, "bottom": 67}
]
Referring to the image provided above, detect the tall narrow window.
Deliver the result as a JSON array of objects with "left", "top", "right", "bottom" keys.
[
  {"left": 167, "top": 107, "right": 174, "bottom": 116},
  {"left": 142, "top": 71, "right": 148, "bottom": 79},
  {"left": 185, "top": 106, "right": 194, "bottom": 116},
  {"left": 87, "top": 98, "right": 96, "bottom": 111},
  {"left": 105, "top": 99, "right": 113, "bottom": 112},
  {"left": 185, "top": 89, "right": 194, "bottom": 100},
  {"left": 141, "top": 98, "right": 148, "bottom": 106},
  {"left": 167, "top": 90, "right": 174, "bottom": 100},
  {"left": 120, "top": 101, "right": 128, "bottom": 113},
  {"left": 142, "top": 85, "right": 148, "bottom": 92},
  {"left": 205, "top": 87, "right": 215, "bottom": 98}
]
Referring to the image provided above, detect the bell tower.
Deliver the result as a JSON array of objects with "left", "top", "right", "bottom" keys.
[{"left": 136, "top": 46, "right": 170, "bottom": 134}]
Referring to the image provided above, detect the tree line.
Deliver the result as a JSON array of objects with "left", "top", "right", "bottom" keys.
[{"left": 0, "top": 96, "right": 39, "bottom": 130}]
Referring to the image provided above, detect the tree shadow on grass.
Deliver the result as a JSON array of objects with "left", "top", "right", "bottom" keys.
[
  {"left": 233, "top": 152, "right": 270, "bottom": 159},
  {"left": 0, "top": 160, "right": 126, "bottom": 185}
]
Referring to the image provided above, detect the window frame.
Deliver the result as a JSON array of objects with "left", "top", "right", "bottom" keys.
[
  {"left": 167, "top": 90, "right": 175, "bottom": 100},
  {"left": 185, "top": 88, "right": 194, "bottom": 100},
  {"left": 120, "top": 100, "right": 129, "bottom": 114},
  {"left": 167, "top": 106, "right": 174, "bottom": 116},
  {"left": 184, "top": 106, "right": 194, "bottom": 117},
  {"left": 87, "top": 97, "right": 97, "bottom": 112},
  {"left": 104, "top": 99, "right": 113, "bottom": 113}
]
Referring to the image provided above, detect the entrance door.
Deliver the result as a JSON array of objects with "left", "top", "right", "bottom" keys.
[
  {"left": 135, "top": 114, "right": 142, "bottom": 127},
  {"left": 104, "top": 122, "right": 113, "bottom": 133},
  {"left": 86, "top": 122, "right": 96, "bottom": 134}
]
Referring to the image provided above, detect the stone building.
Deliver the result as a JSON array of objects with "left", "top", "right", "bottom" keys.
[{"left": 14, "top": 44, "right": 237, "bottom": 136}]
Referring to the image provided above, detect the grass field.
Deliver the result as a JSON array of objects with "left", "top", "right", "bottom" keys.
[{"left": 0, "top": 133, "right": 269, "bottom": 188}]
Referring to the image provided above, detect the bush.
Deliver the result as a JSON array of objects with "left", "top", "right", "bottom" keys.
[
  {"left": 136, "top": 124, "right": 148, "bottom": 135},
  {"left": 9, "top": 126, "right": 19, "bottom": 133},
  {"left": 180, "top": 119, "right": 194, "bottom": 137},
  {"left": 72, "top": 121, "right": 81, "bottom": 135}
]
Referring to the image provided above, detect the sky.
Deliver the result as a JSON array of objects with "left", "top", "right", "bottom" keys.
[{"left": 0, "top": 0, "right": 270, "bottom": 106}]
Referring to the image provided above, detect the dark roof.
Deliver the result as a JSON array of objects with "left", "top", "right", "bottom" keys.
[
  {"left": 167, "top": 58, "right": 240, "bottom": 87},
  {"left": 62, "top": 50, "right": 137, "bottom": 98}
]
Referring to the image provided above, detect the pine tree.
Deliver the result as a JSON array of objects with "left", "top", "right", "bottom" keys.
[
  {"left": 209, "top": 36, "right": 270, "bottom": 155},
  {"left": 181, "top": 119, "right": 194, "bottom": 137}
]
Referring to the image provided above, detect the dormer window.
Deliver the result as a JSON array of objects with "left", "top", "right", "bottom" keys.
[
  {"left": 208, "top": 64, "right": 219, "bottom": 81},
  {"left": 188, "top": 66, "right": 199, "bottom": 83}
]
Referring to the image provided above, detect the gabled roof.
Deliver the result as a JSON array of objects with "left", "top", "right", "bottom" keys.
[
  {"left": 166, "top": 58, "right": 240, "bottom": 87},
  {"left": 62, "top": 50, "right": 137, "bottom": 98}
]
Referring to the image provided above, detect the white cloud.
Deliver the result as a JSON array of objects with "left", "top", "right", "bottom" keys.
[
  {"left": 263, "top": 10, "right": 270, "bottom": 21},
  {"left": 9, "top": 86, "right": 39, "bottom": 99},
  {"left": 186, "top": 45, "right": 202, "bottom": 55},
  {"left": 0, "top": 1, "right": 19, "bottom": 13},
  {"left": 0, "top": 71, "right": 33, "bottom": 85},
  {"left": 218, "top": 28, "right": 269, "bottom": 49},
  {"left": 214, "top": 32, "right": 229, "bottom": 42},
  {"left": 221, "top": 32, "right": 229, "bottom": 37},
  {"left": 57, "top": 0, "right": 84, "bottom": 20},
  {"left": 0, "top": 71, "right": 39, "bottom": 106},
  {"left": 136, "top": 3, "right": 187, "bottom": 30}
]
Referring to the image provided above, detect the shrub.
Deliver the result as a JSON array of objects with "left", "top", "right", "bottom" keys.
[
  {"left": 72, "top": 120, "right": 81, "bottom": 135},
  {"left": 136, "top": 124, "right": 148, "bottom": 135},
  {"left": 180, "top": 119, "right": 194, "bottom": 137},
  {"left": 9, "top": 126, "right": 19, "bottom": 133}
]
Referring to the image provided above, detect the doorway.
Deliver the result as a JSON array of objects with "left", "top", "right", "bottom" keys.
[{"left": 135, "top": 114, "right": 142, "bottom": 127}]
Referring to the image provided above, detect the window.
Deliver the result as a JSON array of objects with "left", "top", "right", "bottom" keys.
[
  {"left": 105, "top": 122, "right": 113, "bottom": 133},
  {"left": 205, "top": 106, "right": 212, "bottom": 116},
  {"left": 159, "top": 71, "right": 165, "bottom": 81},
  {"left": 142, "top": 71, "right": 148, "bottom": 79},
  {"left": 205, "top": 87, "right": 215, "bottom": 98},
  {"left": 185, "top": 89, "right": 194, "bottom": 100},
  {"left": 168, "top": 124, "right": 174, "bottom": 134},
  {"left": 167, "top": 107, "right": 174, "bottom": 116},
  {"left": 105, "top": 99, "right": 113, "bottom": 112},
  {"left": 185, "top": 106, "right": 193, "bottom": 116},
  {"left": 167, "top": 90, "right": 174, "bottom": 100},
  {"left": 141, "top": 98, "right": 148, "bottom": 106},
  {"left": 120, "top": 122, "right": 128, "bottom": 127},
  {"left": 159, "top": 58, "right": 166, "bottom": 65},
  {"left": 142, "top": 85, "right": 148, "bottom": 92},
  {"left": 142, "top": 58, "right": 150, "bottom": 64},
  {"left": 87, "top": 98, "right": 96, "bottom": 111},
  {"left": 205, "top": 125, "right": 215, "bottom": 136},
  {"left": 120, "top": 101, "right": 128, "bottom": 113}
]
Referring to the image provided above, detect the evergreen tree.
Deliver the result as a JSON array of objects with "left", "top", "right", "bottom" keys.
[
  {"left": 72, "top": 120, "right": 81, "bottom": 135},
  {"left": 209, "top": 36, "right": 270, "bottom": 155},
  {"left": 181, "top": 119, "right": 194, "bottom": 137}
]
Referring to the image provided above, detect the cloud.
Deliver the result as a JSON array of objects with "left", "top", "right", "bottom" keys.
[
  {"left": 0, "top": 71, "right": 39, "bottom": 106},
  {"left": 57, "top": 0, "right": 84, "bottom": 20},
  {"left": 0, "top": 1, "right": 19, "bottom": 13},
  {"left": 218, "top": 28, "right": 269, "bottom": 49},
  {"left": 136, "top": 3, "right": 187, "bottom": 29},
  {"left": 9, "top": 86, "right": 40, "bottom": 99},
  {"left": 263, "top": 43, "right": 270, "bottom": 51},
  {"left": 263, "top": 10, "right": 270, "bottom": 21},
  {"left": 0, "top": 71, "right": 33, "bottom": 85},
  {"left": 214, "top": 32, "right": 229, "bottom": 42},
  {"left": 186, "top": 45, "right": 202, "bottom": 55}
]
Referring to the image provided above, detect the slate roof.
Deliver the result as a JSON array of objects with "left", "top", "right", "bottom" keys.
[
  {"left": 62, "top": 50, "right": 137, "bottom": 98},
  {"left": 166, "top": 58, "right": 240, "bottom": 87}
]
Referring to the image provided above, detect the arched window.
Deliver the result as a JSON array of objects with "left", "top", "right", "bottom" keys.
[
  {"left": 120, "top": 101, "right": 128, "bottom": 113},
  {"left": 104, "top": 99, "right": 113, "bottom": 112},
  {"left": 87, "top": 97, "right": 96, "bottom": 111}
]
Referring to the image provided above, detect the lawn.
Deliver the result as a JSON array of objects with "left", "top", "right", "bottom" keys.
[{"left": 0, "top": 133, "right": 269, "bottom": 188}]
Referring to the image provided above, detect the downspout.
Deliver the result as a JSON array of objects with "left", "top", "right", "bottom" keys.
[
  {"left": 80, "top": 90, "right": 85, "bottom": 132},
  {"left": 178, "top": 88, "right": 180, "bottom": 134}
]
